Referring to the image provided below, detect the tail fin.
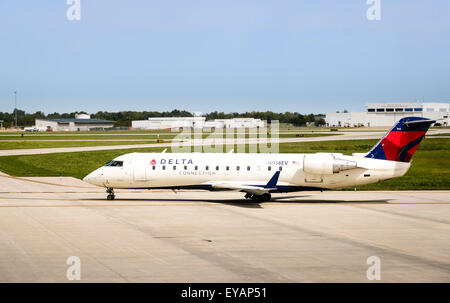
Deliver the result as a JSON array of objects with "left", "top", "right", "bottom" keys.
[{"left": 365, "top": 117, "right": 435, "bottom": 162}]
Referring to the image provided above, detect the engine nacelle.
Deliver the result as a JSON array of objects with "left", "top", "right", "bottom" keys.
[{"left": 303, "top": 154, "right": 357, "bottom": 175}]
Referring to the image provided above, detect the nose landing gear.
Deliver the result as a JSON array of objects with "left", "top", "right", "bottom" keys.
[{"left": 106, "top": 188, "right": 115, "bottom": 200}]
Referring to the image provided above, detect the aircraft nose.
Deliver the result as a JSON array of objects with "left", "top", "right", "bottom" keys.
[
  {"left": 83, "top": 169, "right": 103, "bottom": 186},
  {"left": 83, "top": 172, "right": 93, "bottom": 183}
]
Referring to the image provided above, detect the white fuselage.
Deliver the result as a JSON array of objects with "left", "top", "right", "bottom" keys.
[{"left": 83, "top": 152, "right": 411, "bottom": 192}]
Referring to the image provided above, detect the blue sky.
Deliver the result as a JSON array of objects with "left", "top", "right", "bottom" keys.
[{"left": 0, "top": 0, "right": 449, "bottom": 114}]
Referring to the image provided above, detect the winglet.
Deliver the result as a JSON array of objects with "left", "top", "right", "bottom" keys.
[{"left": 265, "top": 171, "right": 280, "bottom": 189}]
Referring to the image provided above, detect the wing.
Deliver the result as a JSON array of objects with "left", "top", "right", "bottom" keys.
[
  {"left": 207, "top": 171, "right": 280, "bottom": 195},
  {"left": 208, "top": 182, "right": 275, "bottom": 195}
]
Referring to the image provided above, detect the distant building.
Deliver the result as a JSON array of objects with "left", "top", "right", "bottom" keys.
[
  {"left": 132, "top": 117, "right": 265, "bottom": 130},
  {"left": 132, "top": 117, "right": 206, "bottom": 130},
  {"left": 207, "top": 118, "right": 265, "bottom": 129},
  {"left": 326, "top": 102, "right": 450, "bottom": 127},
  {"left": 75, "top": 113, "right": 91, "bottom": 120},
  {"left": 35, "top": 117, "right": 114, "bottom": 131}
]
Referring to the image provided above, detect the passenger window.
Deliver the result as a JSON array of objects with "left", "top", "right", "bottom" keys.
[
  {"left": 152, "top": 166, "right": 156, "bottom": 170},
  {"left": 216, "top": 166, "right": 219, "bottom": 171},
  {"left": 162, "top": 165, "right": 166, "bottom": 170},
  {"left": 236, "top": 166, "right": 240, "bottom": 171},
  {"left": 173, "top": 166, "right": 176, "bottom": 170},
  {"left": 205, "top": 166, "right": 209, "bottom": 171},
  {"left": 268, "top": 166, "right": 271, "bottom": 171},
  {"left": 184, "top": 166, "right": 187, "bottom": 170},
  {"left": 279, "top": 166, "right": 282, "bottom": 171},
  {"left": 247, "top": 166, "right": 250, "bottom": 171},
  {"left": 195, "top": 166, "right": 198, "bottom": 170},
  {"left": 226, "top": 166, "right": 229, "bottom": 171}
]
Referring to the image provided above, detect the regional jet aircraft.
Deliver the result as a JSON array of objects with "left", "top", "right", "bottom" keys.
[{"left": 83, "top": 117, "right": 434, "bottom": 201}]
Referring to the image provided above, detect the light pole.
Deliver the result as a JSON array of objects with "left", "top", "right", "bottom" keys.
[{"left": 14, "top": 91, "right": 17, "bottom": 128}]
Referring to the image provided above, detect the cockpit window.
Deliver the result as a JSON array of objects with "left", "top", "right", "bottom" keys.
[{"left": 104, "top": 160, "right": 123, "bottom": 167}]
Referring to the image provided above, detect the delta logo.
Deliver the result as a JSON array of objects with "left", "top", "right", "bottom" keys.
[
  {"left": 150, "top": 158, "right": 194, "bottom": 165},
  {"left": 160, "top": 158, "right": 193, "bottom": 165}
]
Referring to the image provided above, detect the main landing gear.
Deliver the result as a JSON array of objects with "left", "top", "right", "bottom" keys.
[
  {"left": 244, "top": 193, "right": 271, "bottom": 202},
  {"left": 106, "top": 188, "right": 115, "bottom": 200}
]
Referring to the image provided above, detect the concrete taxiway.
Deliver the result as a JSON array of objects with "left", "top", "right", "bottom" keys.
[{"left": 0, "top": 173, "right": 449, "bottom": 282}]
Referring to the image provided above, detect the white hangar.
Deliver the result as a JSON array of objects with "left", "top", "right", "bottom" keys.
[{"left": 326, "top": 102, "right": 449, "bottom": 127}]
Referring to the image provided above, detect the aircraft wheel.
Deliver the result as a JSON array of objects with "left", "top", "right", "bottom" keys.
[
  {"left": 244, "top": 193, "right": 252, "bottom": 199},
  {"left": 251, "top": 195, "right": 259, "bottom": 202},
  {"left": 262, "top": 193, "right": 271, "bottom": 202},
  {"left": 106, "top": 188, "right": 115, "bottom": 200}
]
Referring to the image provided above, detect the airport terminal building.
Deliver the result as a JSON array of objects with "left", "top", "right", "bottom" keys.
[{"left": 326, "top": 102, "right": 450, "bottom": 127}]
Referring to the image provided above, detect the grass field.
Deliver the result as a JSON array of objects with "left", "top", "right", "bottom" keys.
[
  {"left": 0, "top": 138, "right": 448, "bottom": 190},
  {"left": 0, "top": 146, "right": 165, "bottom": 179},
  {"left": 0, "top": 132, "right": 338, "bottom": 149},
  {"left": 0, "top": 134, "right": 178, "bottom": 140},
  {"left": 0, "top": 140, "right": 162, "bottom": 150}
]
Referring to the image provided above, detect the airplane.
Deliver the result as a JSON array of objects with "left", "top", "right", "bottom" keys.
[{"left": 83, "top": 117, "right": 435, "bottom": 201}]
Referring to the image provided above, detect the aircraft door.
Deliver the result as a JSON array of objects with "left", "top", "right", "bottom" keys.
[{"left": 133, "top": 159, "right": 147, "bottom": 181}]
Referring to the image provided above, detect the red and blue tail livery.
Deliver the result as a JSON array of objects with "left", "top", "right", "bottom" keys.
[{"left": 365, "top": 117, "right": 435, "bottom": 162}]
